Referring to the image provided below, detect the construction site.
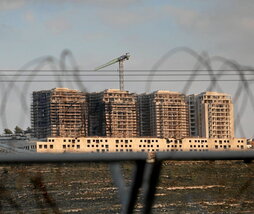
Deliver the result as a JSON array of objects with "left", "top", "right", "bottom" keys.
[
  {"left": 138, "top": 91, "right": 190, "bottom": 138},
  {"left": 31, "top": 53, "right": 235, "bottom": 140},
  {"left": 31, "top": 88, "right": 88, "bottom": 138},
  {"left": 189, "top": 92, "right": 234, "bottom": 139},
  {"left": 88, "top": 89, "right": 138, "bottom": 137}
]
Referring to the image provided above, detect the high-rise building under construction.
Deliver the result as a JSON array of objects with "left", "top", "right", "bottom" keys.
[
  {"left": 138, "top": 91, "right": 189, "bottom": 138},
  {"left": 31, "top": 88, "right": 88, "bottom": 138},
  {"left": 88, "top": 89, "right": 138, "bottom": 137},
  {"left": 188, "top": 91, "right": 234, "bottom": 138}
]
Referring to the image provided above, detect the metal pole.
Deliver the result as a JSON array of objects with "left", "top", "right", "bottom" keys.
[{"left": 119, "top": 61, "right": 124, "bottom": 91}]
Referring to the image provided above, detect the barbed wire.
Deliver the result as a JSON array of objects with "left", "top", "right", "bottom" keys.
[
  {"left": 0, "top": 47, "right": 254, "bottom": 213},
  {"left": 1, "top": 47, "right": 254, "bottom": 139}
]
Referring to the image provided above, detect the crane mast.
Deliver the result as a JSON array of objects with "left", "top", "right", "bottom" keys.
[{"left": 95, "top": 53, "right": 130, "bottom": 91}]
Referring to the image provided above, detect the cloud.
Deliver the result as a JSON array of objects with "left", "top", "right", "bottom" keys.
[
  {"left": 24, "top": 11, "right": 36, "bottom": 23},
  {"left": 97, "top": 7, "right": 157, "bottom": 27},
  {"left": 46, "top": 17, "right": 71, "bottom": 34},
  {"left": 161, "top": 2, "right": 254, "bottom": 61},
  {"left": 48, "top": 0, "right": 141, "bottom": 6},
  {"left": 0, "top": 0, "right": 26, "bottom": 11}
]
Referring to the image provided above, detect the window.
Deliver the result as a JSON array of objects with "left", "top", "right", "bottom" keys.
[
  {"left": 50, "top": 145, "right": 53, "bottom": 149},
  {"left": 39, "top": 145, "right": 42, "bottom": 149},
  {"left": 77, "top": 145, "right": 80, "bottom": 149},
  {"left": 63, "top": 145, "right": 66, "bottom": 149},
  {"left": 44, "top": 145, "right": 47, "bottom": 149},
  {"left": 63, "top": 139, "right": 66, "bottom": 142},
  {"left": 88, "top": 140, "right": 91, "bottom": 143}
]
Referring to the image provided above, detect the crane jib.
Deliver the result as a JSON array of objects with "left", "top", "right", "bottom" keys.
[{"left": 94, "top": 53, "right": 130, "bottom": 91}]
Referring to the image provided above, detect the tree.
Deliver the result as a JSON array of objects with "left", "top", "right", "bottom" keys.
[
  {"left": 24, "top": 127, "right": 32, "bottom": 134},
  {"left": 14, "top": 126, "right": 23, "bottom": 134},
  {"left": 4, "top": 128, "right": 13, "bottom": 134}
]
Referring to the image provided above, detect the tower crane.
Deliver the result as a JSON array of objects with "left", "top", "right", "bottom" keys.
[{"left": 94, "top": 53, "right": 130, "bottom": 91}]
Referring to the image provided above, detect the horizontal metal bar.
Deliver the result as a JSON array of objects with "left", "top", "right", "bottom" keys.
[
  {"left": 0, "top": 152, "right": 148, "bottom": 163},
  {"left": 156, "top": 151, "right": 254, "bottom": 161},
  {"left": 0, "top": 151, "right": 253, "bottom": 164}
]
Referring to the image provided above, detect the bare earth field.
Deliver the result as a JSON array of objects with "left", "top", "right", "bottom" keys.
[{"left": 0, "top": 160, "right": 253, "bottom": 213}]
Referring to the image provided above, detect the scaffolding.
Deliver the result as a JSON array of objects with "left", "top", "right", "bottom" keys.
[
  {"left": 88, "top": 89, "right": 138, "bottom": 137},
  {"left": 189, "top": 92, "right": 234, "bottom": 139},
  {"left": 31, "top": 88, "right": 88, "bottom": 138},
  {"left": 138, "top": 91, "right": 189, "bottom": 138}
]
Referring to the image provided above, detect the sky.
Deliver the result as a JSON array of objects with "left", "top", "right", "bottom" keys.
[{"left": 1, "top": 0, "right": 254, "bottom": 137}]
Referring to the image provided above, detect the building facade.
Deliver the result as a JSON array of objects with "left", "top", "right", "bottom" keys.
[
  {"left": 88, "top": 89, "right": 138, "bottom": 137},
  {"left": 188, "top": 92, "right": 234, "bottom": 138},
  {"left": 22, "top": 137, "right": 248, "bottom": 153},
  {"left": 31, "top": 88, "right": 88, "bottom": 138},
  {"left": 138, "top": 91, "right": 189, "bottom": 138}
]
